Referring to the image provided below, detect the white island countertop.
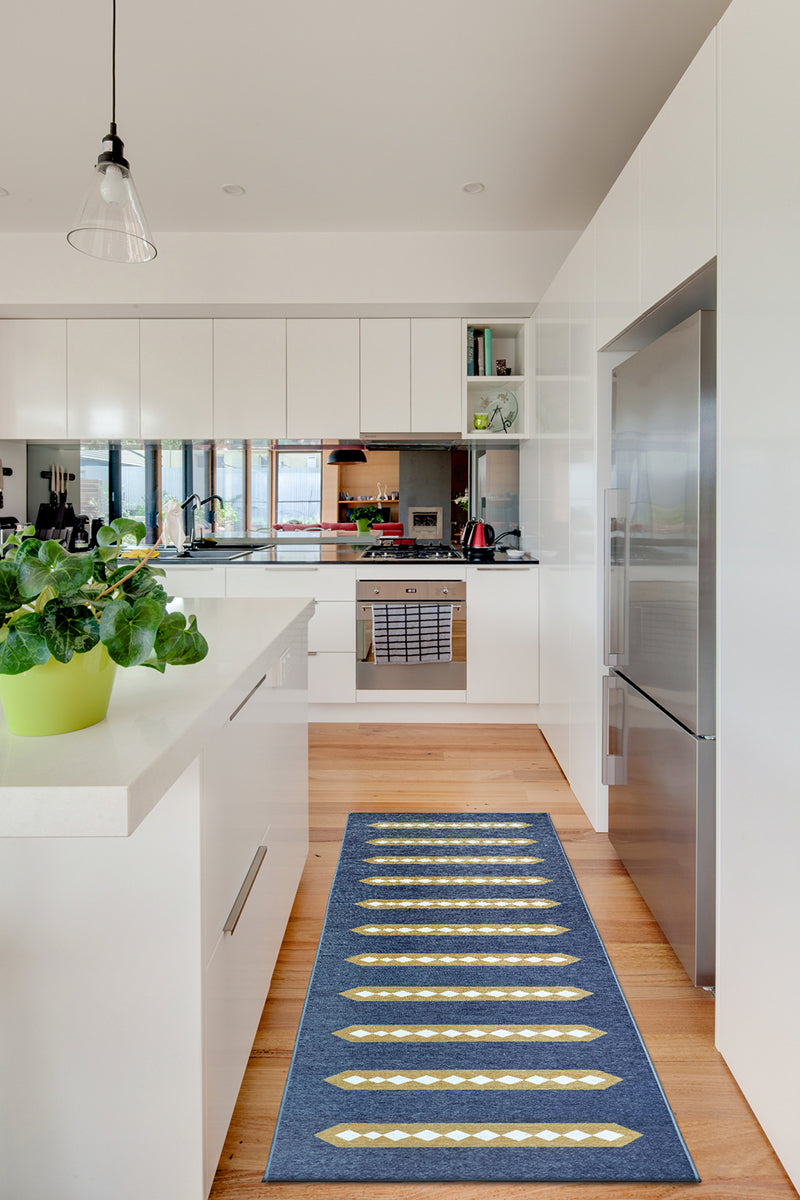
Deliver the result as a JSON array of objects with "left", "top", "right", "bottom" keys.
[{"left": 0, "top": 596, "right": 314, "bottom": 839}]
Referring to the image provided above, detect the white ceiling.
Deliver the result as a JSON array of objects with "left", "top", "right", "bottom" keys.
[{"left": 2, "top": 0, "right": 731, "bottom": 237}]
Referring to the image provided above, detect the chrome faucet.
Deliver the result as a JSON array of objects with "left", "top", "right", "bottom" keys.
[
  {"left": 180, "top": 494, "right": 201, "bottom": 551},
  {"left": 198, "top": 495, "right": 223, "bottom": 544}
]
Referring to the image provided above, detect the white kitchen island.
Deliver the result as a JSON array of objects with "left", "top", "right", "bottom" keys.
[{"left": 0, "top": 597, "right": 313, "bottom": 1200}]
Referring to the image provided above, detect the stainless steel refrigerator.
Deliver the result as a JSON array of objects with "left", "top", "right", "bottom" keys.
[{"left": 603, "top": 310, "right": 716, "bottom": 986}]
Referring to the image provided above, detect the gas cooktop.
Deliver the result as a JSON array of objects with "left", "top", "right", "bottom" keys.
[{"left": 360, "top": 541, "right": 464, "bottom": 561}]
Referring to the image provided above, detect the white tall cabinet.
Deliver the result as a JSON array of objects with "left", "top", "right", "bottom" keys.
[
  {"left": 715, "top": 0, "right": 800, "bottom": 1188},
  {"left": 528, "top": 27, "right": 717, "bottom": 832}
]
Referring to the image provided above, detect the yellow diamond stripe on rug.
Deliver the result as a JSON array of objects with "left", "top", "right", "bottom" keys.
[
  {"left": 346, "top": 953, "right": 581, "bottom": 966},
  {"left": 353, "top": 923, "right": 568, "bottom": 936},
  {"left": 360, "top": 875, "right": 551, "bottom": 885},
  {"left": 325, "top": 1069, "right": 623, "bottom": 1091},
  {"left": 315, "top": 1123, "right": 642, "bottom": 1149},
  {"left": 356, "top": 898, "right": 559, "bottom": 909},
  {"left": 370, "top": 821, "right": 533, "bottom": 829},
  {"left": 332, "top": 1025, "right": 606, "bottom": 1042},
  {"left": 340, "top": 986, "right": 592, "bottom": 1002},
  {"left": 364, "top": 855, "right": 545, "bottom": 864},
  {"left": 367, "top": 837, "right": 537, "bottom": 845}
]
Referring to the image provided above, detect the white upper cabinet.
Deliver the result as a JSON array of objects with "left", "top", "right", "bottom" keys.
[
  {"left": 639, "top": 31, "right": 717, "bottom": 313},
  {"left": 67, "top": 320, "right": 140, "bottom": 440},
  {"left": 411, "top": 318, "right": 461, "bottom": 433},
  {"left": 595, "top": 153, "right": 641, "bottom": 349},
  {"left": 0, "top": 320, "right": 67, "bottom": 439},
  {"left": 140, "top": 320, "right": 213, "bottom": 439},
  {"left": 359, "top": 319, "right": 410, "bottom": 433},
  {"left": 213, "top": 319, "right": 286, "bottom": 439},
  {"left": 286, "top": 319, "right": 360, "bottom": 439}
]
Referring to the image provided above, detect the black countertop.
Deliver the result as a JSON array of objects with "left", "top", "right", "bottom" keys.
[{"left": 159, "top": 544, "right": 538, "bottom": 566}]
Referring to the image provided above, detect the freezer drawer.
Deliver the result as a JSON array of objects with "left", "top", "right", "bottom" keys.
[{"left": 605, "top": 673, "right": 715, "bottom": 986}]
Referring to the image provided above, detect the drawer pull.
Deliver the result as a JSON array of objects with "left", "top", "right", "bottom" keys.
[
  {"left": 228, "top": 673, "right": 267, "bottom": 721},
  {"left": 223, "top": 845, "right": 268, "bottom": 934}
]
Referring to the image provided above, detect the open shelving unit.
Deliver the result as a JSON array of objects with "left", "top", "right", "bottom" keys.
[{"left": 461, "top": 318, "right": 530, "bottom": 440}]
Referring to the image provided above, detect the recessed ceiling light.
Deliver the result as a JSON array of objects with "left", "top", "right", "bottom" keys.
[
  {"left": 462, "top": 181, "right": 485, "bottom": 194},
  {"left": 222, "top": 184, "right": 246, "bottom": 196}
]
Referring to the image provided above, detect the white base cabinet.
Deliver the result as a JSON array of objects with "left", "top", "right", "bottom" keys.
[
  {"left": 226, "top": 564, "right": 356, "bottom": 704},
  {"left": 466, "top": 565, "right": 539, "bottom": 704}
]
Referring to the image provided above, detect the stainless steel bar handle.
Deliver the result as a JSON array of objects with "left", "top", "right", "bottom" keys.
[
  {"left": 223, "top": 845, "right": 268, "bottom": 934},
  {"left": 228, "top": 673, "right": 267, "bottom": 721},
  {"left": 601, "top": 674, "right": 627, "bottom": 786},
  {"left": 603, "top": 488, "right": 629, "bottom": 666}
]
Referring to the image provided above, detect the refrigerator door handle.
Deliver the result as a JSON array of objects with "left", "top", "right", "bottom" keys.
[
  {"left": 602, "top": 673, "right": 627, "bottom": 786},
  {"left": 603, "top": 487, "right": 629, "bottom": 666}
]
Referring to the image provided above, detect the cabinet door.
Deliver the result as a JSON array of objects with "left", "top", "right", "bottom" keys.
[
  {"left": 67, "top": 319, "right": 140, "bottom": 439},
  {"left": 213, "top": 319, "right": 286, "bottom": 439},
  {"left": 140, "top": 319, "right": 213, "bottom": 439},
  {"left": 411, "top": 318, "right": 462, "bottom": 432},
  {"left": 308, "top": 651, "right": 356, "bottom": 702},
  {"left": 0, "top": 320, "right": 66, "bottom": 438},
  {"left": 286, "top": 319, "right": 359, "bottom": 439},
  {"left": 595, "top": 154, "right": 641, "bottom": 349},
  {"left": 466, "top": 566, "right": 539, "bottom": 703},
  {"left": 359, "top": 319, "right": 410, "bottom": 433},
  {"left": 640, "top": 32, "right": 716, "bottom": 312},
  {"left": 158, "top": 566, "right": 227, "bottom": 597}
]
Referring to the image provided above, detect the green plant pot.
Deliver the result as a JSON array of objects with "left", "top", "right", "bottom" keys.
[
  {"left": 0, "top": 642, "right": 118, "bottom": 737},
  {"left": 356, "top": 518, "right": 372, "bottom": 533}
]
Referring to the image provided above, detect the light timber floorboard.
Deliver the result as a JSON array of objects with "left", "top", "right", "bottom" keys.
[{"left": 209, "top": 723, "right": 796, "bottom": 1200}]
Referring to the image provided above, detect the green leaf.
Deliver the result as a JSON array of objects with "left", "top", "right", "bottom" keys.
[
  {"left": 14, "top": 537, "right": 43, "bottom": 565},
  {"left": 18, "top": 542, "right": 94, "bottom": 601},
  {"left": 99, "top": 518, "right": 147, "bottom": 547},
  {"left": 103, "top": 564, "right": 167, "bottom": 602},
  {"left": 99, "top": 596, "right": 163, "bottom": 667},
  {"left": 40, "top": 598, "right": 100, "bottom": 663},
  {"left": 153, "top": 611, "right": 209, "bottom": 667},
  {"left": 0, "top": 612, "right": 50, "bottom": 674},
  {"left": 0, "top": 560, "right": 24, "bottom": 615}
]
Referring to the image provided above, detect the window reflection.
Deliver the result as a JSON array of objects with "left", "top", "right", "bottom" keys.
[{"left": 276, "top": 452, "right": 322, "bottom": 525}]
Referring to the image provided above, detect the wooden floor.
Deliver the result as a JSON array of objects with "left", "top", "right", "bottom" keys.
[{"left": 210, "top": 724, "right": 796, "bottom": 1200}]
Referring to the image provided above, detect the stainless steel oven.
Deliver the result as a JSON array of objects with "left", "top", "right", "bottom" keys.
[{"left": 356, "top": 579, "right": 466, "bottom": 690}]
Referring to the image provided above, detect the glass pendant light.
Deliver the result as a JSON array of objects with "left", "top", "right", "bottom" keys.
[{"left": 67, "top": 0, "right": 156, "bottom": 263}]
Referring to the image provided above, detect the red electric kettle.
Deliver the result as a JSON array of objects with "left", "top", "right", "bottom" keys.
[{"left": 462, "top": 519, "right": 495, "bottom": 560}]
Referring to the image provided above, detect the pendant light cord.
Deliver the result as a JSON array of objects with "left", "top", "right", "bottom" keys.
[{"left": 111, "top": 0, "right": 117, "bottom": 128}]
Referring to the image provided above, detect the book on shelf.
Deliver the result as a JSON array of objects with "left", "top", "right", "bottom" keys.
[
  {"left": 467, "top": 326, "right": 493, "bottom": 376},
  {"left": 475, "top": 330, "right": 485, "bottom": 375}
]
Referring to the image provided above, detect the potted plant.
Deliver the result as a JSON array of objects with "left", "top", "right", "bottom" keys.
[
  {"left": 349, "top": 504, "right": 384, "bottom": 533},
  {"left": 0, "top": 519, "right": 208, "bottom": 737}
]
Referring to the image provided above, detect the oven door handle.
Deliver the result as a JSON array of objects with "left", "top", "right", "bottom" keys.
[{"left": 358, "top": 603, "right": 463, "bottom": 613}]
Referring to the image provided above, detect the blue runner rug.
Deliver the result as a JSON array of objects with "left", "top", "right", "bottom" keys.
[{"left": 264, "top": 812, "right": 699, "bottom": 1183}]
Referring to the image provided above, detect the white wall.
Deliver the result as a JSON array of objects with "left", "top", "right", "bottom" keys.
[
  {"left": 715, "top": 0, "right": 800, "bottom": 1183},
  {"left": 0, "top": 231, "right": 577, "bottom": 317},
  {"left": 0, "top": 441, "right": 27, "bottom": 522}
]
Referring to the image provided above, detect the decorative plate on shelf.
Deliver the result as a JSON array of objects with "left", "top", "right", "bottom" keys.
[{"left": 475, "top": 389, "right": 519, "bottom": 432}]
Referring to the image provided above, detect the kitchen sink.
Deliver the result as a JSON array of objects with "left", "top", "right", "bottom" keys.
[{"left": 154, "top": 546, "right": 268, "bottom": 564}]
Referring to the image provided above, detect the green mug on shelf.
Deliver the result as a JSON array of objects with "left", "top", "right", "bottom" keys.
[{"left": 473, "top": 412, "right": 490, "bottom": 430}]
